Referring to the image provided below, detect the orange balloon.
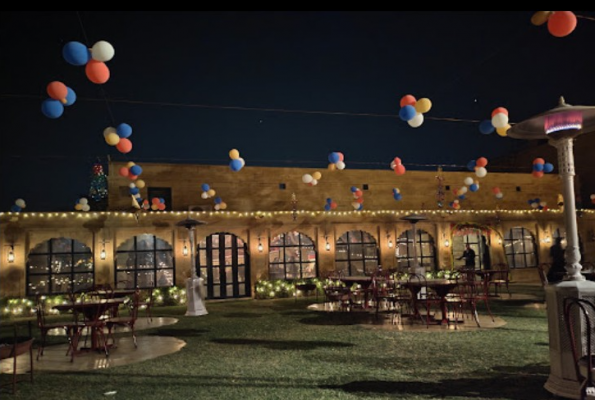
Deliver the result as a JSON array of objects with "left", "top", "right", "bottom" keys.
[
  {"left": 158, "top": 203, "right": 166, "bottom": 210},
  {"left": 533, "top": 157, "right": 545, "bottom": 165},
  {"left": 47, "top": 81, "right": 68, "bottom": 100},
  {"left": 152, "top": 197, "right": 161, "bottom": 205},
  {"left": 548, "top": 11, "right": 577, "bottom": 38},
  {"left": 394, "top": 164, "right": 406, "bottom": 175},
  {"left": 476, "top": 157, "right": 488, "bottom": 167},
  {"left": 400, "top": 95, "right": 416, "bottom": 108},
  {"left": 491, "top": 107, "right": 508, "bottom": 118},
  {"left": 128, "top": 174, "right": 138, "bottom": 180},
  {"left": 85, "top": 60, "right": 110, "bottom": 84},
  {"left": 118, "top": 167, "right": 129, "bottom": 177},
  {"left": 116, "top": 138, "right": 132, "bottom": 154},
  {"left": 532, "top": 171, "right": 544, "bottom": 178}
]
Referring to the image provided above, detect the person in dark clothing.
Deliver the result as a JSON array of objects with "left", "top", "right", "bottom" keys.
[
  {"left": 547, "top": 237, "right": 566, "bottom": 283},
  {"left": 482, "top": 236, "right": 491, "bottom": 270},
  {"left": 457, "top": 244, "right": 476, "bottom": 269}
]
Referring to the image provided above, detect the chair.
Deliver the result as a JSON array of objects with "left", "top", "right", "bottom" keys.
[
  {"left": 0, "top": 322, "right": 34, "bottom": 394},
  {"left": 71, "top": 296, "right": 110, "bottom": 361},
  {"left": 407, "top": 273, "right": 442, "bottom": 328},
  {"left": 35, "top": 295, "right": 84, "bottom": 361},
  {"left": 373, "top": 272, "right": 411, "bottom": 325},
  {"left": 487, "top": 263, "right": 511, "bottom": 297},
  {"left": 137, "top": 288, "right": 155, "bottom": 322},
  {"left": 563, "top": 297, "right": 595, "bottom": 400},
  {"left": 106, "top": 289, "right": 140, "bottom": 348},
  {"left": 537, "top": 263, "right": 550, "bottom": 304}
]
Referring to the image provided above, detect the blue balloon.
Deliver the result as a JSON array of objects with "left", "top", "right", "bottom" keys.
[
  {"left": 10, "top": 204, "right": 21, "bottom": 212},
  {"left": 130, "top": 165, "right": 143, "bottom": 176},
  {"left": 533, "top": 163, "right": 544, "bottom": 172},
  {"left": 117, "top": 123, "right": 133, "bottom": 138},
  {"left": 467, "top": 160, "right": 476, "bottom": 172},
  {"left": 479, "top": 119, "right": 495, "bottom": 135},
  {"left": 398, "top": 105, "right": 417, "bottom": 121},
  {"left": 41, "top": 99, "right": 64, "bottom": 119},
  {"left": 326, "top": 198, "right": 332, "bottom": 204},
  {"left": 393, "top": 193, "right": 402, "bottom": 201},
  {"left": 469, "top": 183, "right": 479, "bottom": 192},
  {"left": 201, "top": 183, "right": 210, "bottom": 192},
  {"left": 328, "top": 152, "right": 340, "bottom": 164},
  {"left": 62, "top": 41, "right": 90, "bottom": 66},
  {"left": 543, "top": 163, "right": 554, "bottom": 173},
  {"left": 214, "top": 196, "right": 223, "bottom": 204},
  {"left": 159, "top": 197, "right": 165, "bottom": 204},
  {"left": 350, "top": 186, "right": 358, "bottom": 193},
  {"left": 458, "top": 194, "right": 466, "bottom": 200},
  {"left": 357, "top": 203, "right": 364, "bottom": 211},
  {"left": 230, "top": 159, "right": 243, "bottom": 172},
  {"left": 324, "top": 204, "right": 331, "bottom": 211},
  {"left": 64, "top": 87, "right": 77, "bottom": 106},
  {"left": 129, "top": 187, "right": 139, "bottom": 195}
]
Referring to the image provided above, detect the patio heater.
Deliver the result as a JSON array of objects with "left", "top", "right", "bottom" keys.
[
  {"left": 176, "top": 218, "right": 208, "bottom": 316},
  {"left": 507, "top": 97, "right": 595, "bottom": 399},
  {"left": 401, "top": 213, "right": 427, "bottom": 275}
]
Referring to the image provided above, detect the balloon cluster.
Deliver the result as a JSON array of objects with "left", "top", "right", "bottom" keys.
[
  {"left": 350, "top": 186, "right": 364, "bottom": 211},
  {"left": 528, "top": 198, "right": 548, "bottom": 211},
  {"left": 229, "top": 149, "right": 246, "bottom": 172},
  {"left": 200, "top": 183, "right": 216, "bottom": 199},
  {"left": 141, "top": 197, "right": 166, "bottom": 211},
  {"left": 531, "top": 11, "right": 577, "bottom": 38},
  {"left": 466, "top": 157, "right": 489, "bottom": 178},
  {"left": 324, "top": 198, "right": 338, "bottom": 211},
  {"left": 492, "top": 187, "right": 504, "bottom": 200},
  {"left": 398, "top": 94, "right": 432, "bottom": 128},
  {"left": 449, "top": 199, "right": 461, "bottom": 210},
  {"left": 392, "top": 188, "right": 402, "bottom": 201},
  {"left": 10, "top": 198, "right": 26, "bottom": 213},
  {"left": 63, "top": 40, "right": 115, "bottom": 84},
  {"left": 74, "top": 197, "right": 90, "bottom": 212},
  {"left": 214, "top": 196, "right": 227, "bottom": 211},
  {"left": 532, "top": 157, "right": 554, "bottom": 178},
  {"left": 479, "top": 107, "right": 510, "bottom": 137},
  {"left": 118, "top": 161, "right": 144, "bottom": 182},
  {"left": 104, "top": 123, "right": 133, "bottom": 154},
  {"left": 389, "top": 157, "right": 406, "bottom": 176},
  {"left": 453, "top": 186, "right": 467, "bottom": 200},
  {"left": 41, "top": 81, "right": 77, "bottom": 119},
  {"left": 327, "top": 152, "right": 346, "bottom": 170},
  {"left": 302, "top": 171, "right": 322, "bottom": 186}
]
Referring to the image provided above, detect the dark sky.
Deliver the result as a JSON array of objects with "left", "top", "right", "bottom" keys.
[{"left": 2, "top": 11, "right": 595, "bottom": 211}]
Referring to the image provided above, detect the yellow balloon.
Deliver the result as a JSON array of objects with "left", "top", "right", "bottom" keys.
[
  {"left": 207, "top": 189, "right": 216, "bottom": 197},
  {"left": 151, "top": 204, "right": 158, "bottom": 211},
  {"left": 229, "top": 149, "right": 240, "bottom": 159},
  {"left": 531, "top": 11, "right": 552, "bottom": 26},
  {"left": 496, "top": 124, "right": 511, "bottom": 137},
  {"left": 126, "top": 161, "right": 136, "bottom": 168},
  {"left": 74, "top": 203, "right": 83, "bottom": 211},
  {"left": 312, "top": 171, "right": 322, "bottom": 180},
  {"left": 327, "top": 163, "right": 336, "bottom": 171},
  {"left": 105, "top": 132, "right": 120, "bottom": 146},
  {"left": 414, "top": 98, "right": 432, "bottom": 114},
  {"left": 103, "top": 126, "right": 116, "bottom": 138},
  {"left": 220, "top": 202, "right": 227, "bottom": 210},
  {"left": 136, "top": 179, "right": 145, "bottom": 189}
]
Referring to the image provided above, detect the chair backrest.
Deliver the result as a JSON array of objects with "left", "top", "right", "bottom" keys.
[
  {"left": 490, "top": 263, "right": 510, "bottom": 282},
  {"left": 35, "top": 295, "right": 48, "bottom": 329},
  {"left": 563, "top": 297, "right": 595, "bottom": 391}
]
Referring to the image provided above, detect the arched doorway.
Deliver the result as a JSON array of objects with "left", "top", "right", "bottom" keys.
[{"left": 197, "top": 232, "right": 251, "bottom": 299}]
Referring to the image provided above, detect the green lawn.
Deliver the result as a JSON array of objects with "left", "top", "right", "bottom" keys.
[{"left": 1, "top": 284, "right": 555, "bottom": 400}]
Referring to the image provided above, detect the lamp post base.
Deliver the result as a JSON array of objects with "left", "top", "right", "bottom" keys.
[{"left": 185, "top": 277, "right": 208, "bottom": 316}]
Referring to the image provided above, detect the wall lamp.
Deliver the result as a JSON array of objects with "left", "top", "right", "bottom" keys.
[
  {"left": 386, "top": 232, "right": 393, "bottom": 249},
  {"left": 443, "top": 238, "right": 450, "bottom": 248},
  {"left": 257, "top": 236, "right": 263, "bottom": 253},
  {"left": 100, "top": 240, "right": 107, "bottom": 260},
  {"left": 325, "top": 235, "right": 331, "bottom": 251},
  {"left": 7, "top": 245, "right": 14, "bottom": 263}
]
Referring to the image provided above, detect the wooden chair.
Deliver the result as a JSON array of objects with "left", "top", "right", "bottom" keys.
[
  {"left": 35, "top": 295, "right": 84, "bottom": 361},
  {"left": 0, "top": 322, "right": 34, "bottom": 394},
  {"left": 487, "top": 263, "right": 511, "bottom": 297},
  {"left": 106, "top": 289, "right": 140, "bottom": 348},
  {"left": 138, "top": 288, "right": 155, "bottom": 322},
  {"left": 563, "top": 297, "right": 595, "bottom": 400}
]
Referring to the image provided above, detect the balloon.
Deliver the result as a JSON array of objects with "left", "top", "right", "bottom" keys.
[
  {"left": 229, "top": 149, "right": 240, "bottom": 159},
  {"left": 116, "top": 138, "right": 133, "bottom": 154},
  {"left": 324, "top": 204, "right": 331, "bottom": 211},
  {"left": 130, "top": 165, "right": 142, "bottom": 176},
  {"left": 118, "top": 167, "right": 129, "bottom": 177},
  {"left": 41, "top": 99, "right": 64, "bottom": 118},
  {"left": 351, "top": 202, "right": 359, "bottom": 209},
  {"left": 469, "top": 183, "right": 479, "bottom": 192},
  {"left": 64, "top": 87, "right": 77, "bottom": 106},
  {"left": 476, "top": 157, "right": 488, "bottom": 168},
  {"left": 464, "top": 177, "right": 474, "bottom": 186},
  {"left": 548, "top": 11, "right": 577, "bottom": 38},
  {"left": 467, "top": 160, "right": 476, "bottom": 171},
  {"left": 85, "top": 60, "right": 110, "bottom": 84},
  {"left": 116, "top": 123, "right": 132, "bottom": 138},
  {"left": 475, "top": 167, "right": 487, "bottom": 178},
  {"left": 201, "top": 183, "right": 210, "bottom": 192},
  {"left": 544, "top": 163, "right": 554, "bottom": 173},
  {"left": 407, "top": 112, "right": 424, "bottom": 128},
  {"left": 220, "top": 202, "right": 227, "bottom": 210},
  {"left": 394, "top": 164, "right": 406, "bottom": 175},
  {"left": 495, "top": 192, "right": 504, "bottom": 199},
  {"left": 103, "top": 127, "right": 116, "bottom": 137},
  {"left": 157, "top": 203, "right": 166, "bottom": 211},
  {"left": 126, "top": 161, "right": 136, "bottom": 168},
  {"left": 533, "top": 171, "right": 544, "bottom": 178},
  {"left": 492, "top": 187, "right": 501, "bottom": 194},
  {"left": 151, "top": 204, "right": 159, "bottom": 211},
  {"left": 129, "top": 187, "right": 139, "bottom": 195},
  {"left": 152, "top": 197, "right": 160, "bottom": 205},
  {"left": 82, "top": 204, "right": 91, "bottom": 212},
  {"left": 350, "top": 186, "right": 358, "bottom": 193},
  {"left": 62, "top": 41, "right": 90, "bottom": 66},
  {"left": 310, "top": 179, "right": 318, "bottom": 186},
  {"left": 491, "top": 107, "right": 509, "bottom": 118},
  {"left": 355, "top": 197, "right": 364, "bottom": 204},
  {"left": 531, "top": 11, "right": 552, "bottom": 26},
  {"left": 207, "top": 189, "right": 216, "bottom": 197},
  {"left": 302, "top": 174, "right": 313, "bottom": 184},
  {"left": 15, "top": 199, "right": 26, "bottom": 208},
  {"left": 47, "top": 81, "right": 68, "bottom": 102},
  {"left": 129, "top": 174, "right": 138, "bottom": 181},
  {"left": 354, "top": 189, "right": 363, "bottom": 198},
  {"left": 479, "top": 119, "right": 495, "bottom": 135},
  {"left": 393, "top": 193, "right": 402, "bottom": 201},
  {"left": 491, "top": 112, "right": 509, "bottom": 129},
  {"left": 496, "top": 124, "right": 510, "bottom": 137},
  {"left": 214, "top": 196, "right": 223, "bottom": 204},
  {"left": 75, "top": 203, "right": 83, "bottom": 211},
  {"left": 330, "top": 201, "right": 337, "bottom": 209},
  {"left": 238, "top": 158, "right": 245, "bottom": 168},
  {"left": 399, "top": 94, "right": 416, "bottom": 108},
  {"left": 312, "top": 171, "right": 322, "bottom": 180},
  {"left": 105, "top": 132, "right": 120, "bottom": 146},
  {"left": 328, "top": 152, "right": 340, "bottom": 164},
  {"left": 230, "top": 158, "right": 243, "bottom": 172},
  {"left": 214, "top": 204, "right": 220, "bottom": 211},
  {"left": 414, "top": 98, "right": 432, "bottom": 114},
  {"left": 533, "top": 157, "right": 545, "bottom": 165},
  {"left": 336, "top": 161, "right": 345, "bottom": 170},
  {"left": 533, "top": 163, "right": 544, "bottom": 172},
  {"left": 399, "top": 105, "right": 416, "bottom": 121},
  {"left": 459, "top": 186, "right": 468, "bottom": 194},
  {"left": 201, "top": 192, "right": 209, "bottom": 199},
  {"left": 393, "top": 157, "right": 402, "bottom": 165},
  {"left": 336, "top": 152, "right": 344, "bottom": 162},
  {"left": 327, "top": 163, "right": 336, "bottom": 171},
  {"left": 136, "top": 179, "right": 145, "bottom": 189},
  {"left": 91, "top": 40, "right": 115, "bottom": 62}
]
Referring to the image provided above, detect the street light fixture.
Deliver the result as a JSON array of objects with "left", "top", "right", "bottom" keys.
[{"left": 176, "top": 218, "right": 208, "bottom": 316}]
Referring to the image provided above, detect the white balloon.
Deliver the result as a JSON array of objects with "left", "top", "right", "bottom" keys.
[
  {"left": 407, "top": 112, "right": 424, "bottom": 128},
  {"left": 491, "top": 113, "right": 509, "bottom": 129},
  {"left": 459, "top": 186, "right": 468, "bottom": 194},
  {"left": 475, "top": 167, "right": 488, "bottom": 178},
  {"left": 201, "top": 192, "right": 209, "bottom": 199},
  {"left": 302, "top": 174, "right": 313, "bottom": 184},
  {"left": 351, "top": 202, "right": 360, "bottom": 209},
  {"left": 129, "top": 183, "right": 136, "bottom": 189},
  {"left": 79, "top": 197, "right": 88, "bottom": 205},
  {"left": 495, "top": 192, "right": 504, "bottom": 199},
  {"left": 390, "top": 161, "right": 396, "bottom": 169},
  {"left": 463, "top": 177, "right": 474, "bottom": 186},
  {"left": 91, "top": 40, "right": 115, "bottom": 62},
  {"left": 82, "top": 204, "right": 90, "bottom": 212},
  {"left": 311, "top": 179, "right": 318, "bottom": 186},
  {"left": 15, "top": 198, "right": 26, "bottom": 208},
  {"left": 336, "top": 161, "right": 346, "bottom": 170},
  {"left": 239, "top": 158, "right": 245, "bottom": 167},
  {"left": 214, "top": 204, "right": 220, "bottom": 211}
]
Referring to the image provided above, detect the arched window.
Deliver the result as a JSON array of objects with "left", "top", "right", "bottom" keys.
[
  {"left": 396, "top": 229, "right": 437, "bottom": 272},
  {"left": 268, "top": 231, "right": 317, "bottom": 280},
  {"left": 115, "top": 234, "right": 174, "bottom": 288},
  {"left": 335, "top": 230, "right": 378, "bottom": 276},
  {"left": 504, "top": 227, "right": 537, "bottom": 269},
  {"left": 27, "top": 237, "right": 93, "bottom": 295}
]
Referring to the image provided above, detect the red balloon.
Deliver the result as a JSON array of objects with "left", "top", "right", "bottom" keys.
[
  {"left": 118, "top": 166, "right": 129, "bottom": 177},
  {"left": 532, "top": 171, "right": 544, "bottom": 178},
  {"left": 128, "top": 174, "right": 138, "bottom": 181},
  {"left": 399, "top": 94, "right": 416, "bottom": 108},
  {"left": 476, "top": 157, "right": 488, "bottom": 167},
  {"left": 393, "top": 157, "right": 402, "bottom": 165},
  {"left": 491, "top": 107, "right": 508, "bottom": 118},
  {"left": 47, "top": 81, "right": 68, "bottom": 101},
  {"left": 492, "top": 187, "right": 501, "bottom": 194},
  {"left": 533, "top": 157, "right": 545, "bottom": 165},
  {"left": 152, "top": 197, "right": 160, "bottom": 205},
  {"left": 85, "top": 60, "right": 110, "bottom": 84},
  {"left": 337, "top": 152, "right": 344, "bottom": 162},
  {"left": 157, "top": 203, "right": 166, "bottom": 210},
  {"left": 548, "top": 11, "right": 577, "bottom": 38},
  {"left": 116, "top": 138, "right": 132, "bottom": 154},
  {"left": 394, "top": 164, "right": 406, "bottom": 175},
  {"left": 356, "top": 197, "right": 364, "bottom": 204},
  {"left": 330, "top": 201, "right": 337, "bottom": 209},
  {"left": 354, "top": 189, "right": 363, "bottom": 198}
]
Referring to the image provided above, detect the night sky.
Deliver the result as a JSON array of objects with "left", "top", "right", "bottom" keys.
[{"left": 2, "top": 11, "right": 595, "bottom": 211}]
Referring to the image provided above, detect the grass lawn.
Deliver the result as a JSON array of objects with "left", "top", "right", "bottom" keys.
[{"left": 1, "top": 284, "right": 555, "bottom": 400}]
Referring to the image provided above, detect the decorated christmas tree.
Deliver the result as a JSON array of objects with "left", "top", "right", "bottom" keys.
[{"left": 88, "top": 162, "right": 108, "bottom": 210}]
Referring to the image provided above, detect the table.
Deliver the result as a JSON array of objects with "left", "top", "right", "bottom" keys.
[
  {"left": 403, "top": 279, "right": 459, "bottom": 325},
  {"left": 340, "top": 276, "right": 373, "bottom": 308}
]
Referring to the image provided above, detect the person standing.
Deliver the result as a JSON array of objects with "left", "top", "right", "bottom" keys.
[
  {"left": 457, "top": 243, "right": 476, "bottom": 269},
  {"left": 547, "top": 237, "right": 566, "bottom": 283}
]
